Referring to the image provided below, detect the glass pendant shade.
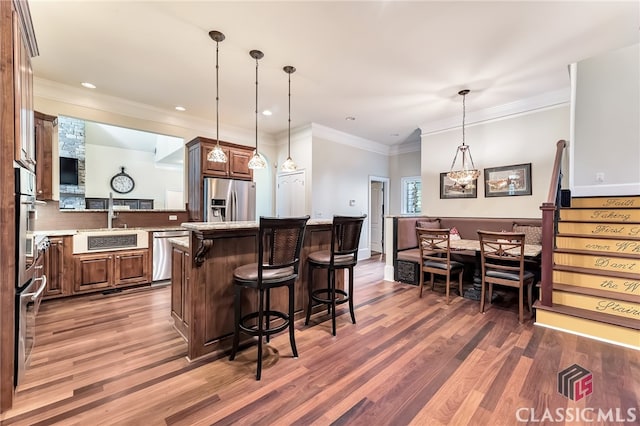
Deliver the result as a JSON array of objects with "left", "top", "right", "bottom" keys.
[
  {"left": 248, "top": 49, "right": 266, "bottom": 170},
  {"left": 208, "top": 30, "right": 227, "bottom": 163},
  {"left": 446, "top": 89, "right": 479, "bottom": 188},
  {"left": 208, "top": 144, "right": 227, "bottom": 162},
  {"left": 281, "top": 65, "right": 297, "bottom": 172},
  {"left": 248, "top": 150, "right": 267, "bottom": 169},
  {"left": 281, "top": 156, "right": 296, "bottom": 172}
]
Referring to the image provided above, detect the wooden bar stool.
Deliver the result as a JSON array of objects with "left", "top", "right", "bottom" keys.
[
  {"left": 304, "top": 215, "right": 366, "bottom": 336},
  {"left": 229, "top": 216, "right": 309, "bottom": 380}
]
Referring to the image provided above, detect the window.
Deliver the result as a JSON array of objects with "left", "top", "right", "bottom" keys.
[{"left": 401, "top": 176, "right": 422, "bottom": 214}]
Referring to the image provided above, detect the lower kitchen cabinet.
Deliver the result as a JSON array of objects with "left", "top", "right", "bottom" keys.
[
  {"left": 73, "top": 249, "right": 150, "bottom": 294},
  {"left": 43, "top": 236, "right": 72, "bottom": 299},
  {"left": 171, "top": 246, "right": 190, "bottom": 339}
]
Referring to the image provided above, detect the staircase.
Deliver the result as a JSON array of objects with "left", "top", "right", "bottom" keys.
[{"left": 535, "top": 195, "right": 640, "bottom": 350}]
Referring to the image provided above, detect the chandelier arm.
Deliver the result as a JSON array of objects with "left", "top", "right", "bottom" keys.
[{"left": 449, "top": 148, "right": 461, "bottom": 172}]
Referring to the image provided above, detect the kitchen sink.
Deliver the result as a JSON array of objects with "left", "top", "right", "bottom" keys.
[{"left": 72, "top": 229, "right": 149, "bottom": 254}]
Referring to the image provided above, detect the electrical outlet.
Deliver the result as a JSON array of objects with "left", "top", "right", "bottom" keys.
[
  {"left": 596, "top": 172, "right": 605, "bottom": 183},
  {"left": 169, "top": 215, "right": 178, "bottom": 221}
]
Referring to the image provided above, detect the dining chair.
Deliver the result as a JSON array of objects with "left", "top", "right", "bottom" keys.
[
  {"left": 229, "top": 215, "right": 309, "bottom": 380},
  {"left": 477, "top": 230, "right": 535, "bottom": 323},
  {"left": 416, "top": 227, "right": 464, "bottom": 304}
]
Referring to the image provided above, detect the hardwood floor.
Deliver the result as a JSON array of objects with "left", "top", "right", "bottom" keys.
[{"left": 1, "top": 258, "right": 639, "bottom": 425}]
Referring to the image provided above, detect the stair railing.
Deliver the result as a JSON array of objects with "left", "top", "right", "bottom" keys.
[{"left": 539, "top": 139, "right": 567, "bottom": 306}]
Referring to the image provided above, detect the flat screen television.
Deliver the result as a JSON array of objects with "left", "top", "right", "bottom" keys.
[{"left": 59, "top": 157, "right": 79, "bottom": 185}]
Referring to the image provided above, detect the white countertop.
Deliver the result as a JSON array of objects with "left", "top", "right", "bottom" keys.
[
  {"left": 34, "top": 226, "right": 187, "bottom": 236},
  {"left": 181, "top": 218, "right": 333, "bottom": 231}
]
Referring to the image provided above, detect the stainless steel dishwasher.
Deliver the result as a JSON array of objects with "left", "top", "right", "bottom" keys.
[{"left": 152, "top": 230, "right": 189, "bottom": 282}]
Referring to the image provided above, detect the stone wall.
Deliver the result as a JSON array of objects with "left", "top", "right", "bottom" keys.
[{"left": 58, "top": 116, "right": 86, "bottom": 209}]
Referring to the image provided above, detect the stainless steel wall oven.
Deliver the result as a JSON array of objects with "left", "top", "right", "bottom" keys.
[{"left": 14, "top": 166, "right": 48, "bottom": 386}]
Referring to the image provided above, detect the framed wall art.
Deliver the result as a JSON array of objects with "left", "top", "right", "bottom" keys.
[
  {"left": 440, "top": 172, "right": 477, "bottom": 199},
  {"left": 484, "top": 163, "right": 532, "bottom": 197}
]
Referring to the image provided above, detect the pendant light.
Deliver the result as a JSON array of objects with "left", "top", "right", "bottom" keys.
[
  {"left": 207, "top": 30, "right": 227, "bottom": 163},
  {"left": 281, "top": 65, "right": 297, "bottom": 172},
  {"left": 446, "top": 89, "right": 480, "bottom": 188},
  {"left": 248, "top": 49, "right": 266, "bottom": 170}
]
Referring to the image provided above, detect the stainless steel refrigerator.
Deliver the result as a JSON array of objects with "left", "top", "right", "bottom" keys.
[{"left": 203, "top": 178, "right": 256, "bottom": 222}]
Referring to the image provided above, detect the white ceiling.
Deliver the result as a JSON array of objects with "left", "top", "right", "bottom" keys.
[{"left": 29, "top": 1, "right": 639, "bottom": 146}]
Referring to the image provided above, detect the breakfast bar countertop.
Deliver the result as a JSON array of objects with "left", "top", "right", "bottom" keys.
[{"left": 181, "top": 218, "right": 332, "bottom": 231}]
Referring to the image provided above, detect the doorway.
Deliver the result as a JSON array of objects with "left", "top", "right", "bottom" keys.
[{"left": 369, "top": 176, "right": 389, "bottom": 257}]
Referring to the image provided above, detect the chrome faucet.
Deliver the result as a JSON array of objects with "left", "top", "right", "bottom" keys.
[{"left": 108, "top": 192, "right": 117, "bottom": 229}]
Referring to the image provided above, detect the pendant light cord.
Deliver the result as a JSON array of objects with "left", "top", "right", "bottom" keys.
[
  {"left": 216, "top": 40, "right": 220, "bottom": 145},
  {"left": 461, "top": 91, "right": 466, "bottom": 146},
  {"left": 255, "top": 57, "right": 259, "bottom": 152},
  {"left": 287, "top": 72, "right": 291, "bottom": 157}
]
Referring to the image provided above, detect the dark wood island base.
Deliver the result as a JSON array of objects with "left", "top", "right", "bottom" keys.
[{"left": 175, "top": 220, "right": 343, "bottom": 361}]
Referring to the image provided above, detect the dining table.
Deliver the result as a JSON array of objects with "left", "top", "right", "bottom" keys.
[{"left": 448, "top": 238, "right": 543, "bottom": 300}]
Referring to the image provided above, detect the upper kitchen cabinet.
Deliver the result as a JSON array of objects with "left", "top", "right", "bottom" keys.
[
  {"left": 188, "top": 137, "right": 254, "bottom": 180},
  {"left": 186, "top": 137, "right": 254, "bottom": 221},
  {"left": 34, "top": 111, "right": 57, "bottom": 200},
  {"left": 12, "top": 2, "right": 38, "bottom": 171}
]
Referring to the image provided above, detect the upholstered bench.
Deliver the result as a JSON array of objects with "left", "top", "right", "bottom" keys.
[{"left": 392, "top": 216, "right": 542, "bottom": 285}]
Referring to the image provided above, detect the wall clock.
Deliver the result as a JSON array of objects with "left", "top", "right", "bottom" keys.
[{"left": 110, "top": 167, "right": 135, "bottom": 194}]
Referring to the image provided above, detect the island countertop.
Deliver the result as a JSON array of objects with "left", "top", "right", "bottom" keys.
[{"left": 180, "top": 218, "right": 332, "bottom": 231}]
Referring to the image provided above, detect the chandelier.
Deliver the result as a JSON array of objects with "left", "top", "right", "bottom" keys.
[
  {"left": 281, "top": 65, "right": 297, "bottom": 172},
  {"left": 446, "top": 89, "right": 480, "bottom": 188},
  {"left": 207, "top": 30, "right": 227, "bottom": 163},
  {"left": 248, "top": 49, "right": 267, "bottom": 170}
]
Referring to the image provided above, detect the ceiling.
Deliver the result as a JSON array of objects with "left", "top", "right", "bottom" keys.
[{"left": 28, "top": 1, "right": 639, "bottom": 146}]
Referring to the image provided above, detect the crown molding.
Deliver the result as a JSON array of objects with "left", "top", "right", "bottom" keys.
[
  {"left": 311, "top": 123, "right": 390, "bottom": 156},
  {"left": 389, "top": 140, "right": 421, "bottom": 155},
  {"left": 33, "top": 77, "right": 276, "bottom": 146},
  {"left": 420, "top": 88, "right": 570, "bottom": 136}
]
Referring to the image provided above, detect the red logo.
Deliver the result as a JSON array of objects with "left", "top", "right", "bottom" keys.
[{"left": 558, "top": 364, "right": 593, "bottom": 401}]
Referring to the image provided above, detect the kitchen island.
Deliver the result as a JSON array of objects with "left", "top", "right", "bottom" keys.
[{"left": 177, "top": 220, "right": 342, "bottom": 361}]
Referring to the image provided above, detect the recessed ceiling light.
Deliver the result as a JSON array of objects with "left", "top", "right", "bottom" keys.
[
  {"left": 81, "top": 82, "right": 96, "bottom": 89},
  {"left": 262, "top": 110, "right": 272, "bottom": 116},
  {"left": 345, "top": 116, "right": 356, "bottom": 121},
  {"left": 175, "top": 106, "right": 186, "bottom": 112}
]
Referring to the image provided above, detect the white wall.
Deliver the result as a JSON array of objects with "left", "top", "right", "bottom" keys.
[
  {"left": 388, "top": 150, "right": 421, "bottom": 215},
  {"left": 572, "top": 43, "right": 640, "bottom": 196},
  {"left": 34, "top": 80, "right": 278, "bottom": 218},
  {"left": 85, "top": 144, "right": 183, "bottom": 208},
  {"left": 421, "top": 105, "right": 570, "bottom": 218},
  {"left": 312, "top": 135, "right": 389, "bottom": 254}
]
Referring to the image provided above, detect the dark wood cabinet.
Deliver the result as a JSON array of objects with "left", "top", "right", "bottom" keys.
[
  {"left": 43, "top": 236, "right": 72, "bottom": 299},
  {"left": 74, "top": 253, "right": 113, "bottom": 293},
  {"left": 171, "top": 245, "right": 190, "bottom": 339},
  {"left": 73, "top": 249, "right": 149, "bottom": 293},
  {"left": 35, "top": 111, "right": 56, "bottom": 200},
  {"left": 12, "top": 8, "right": 36, "bottom": 171},
  {"left": 186, "top": 137, "right": 255, "bottom": 221},
  {"left": 114, "top": 250, "right": 149, "bottom": 286}
]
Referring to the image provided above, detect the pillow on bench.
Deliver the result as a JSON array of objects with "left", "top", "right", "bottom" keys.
[
  {"left": 513, "top": 224, "right": 542, "bottom": 245},
  {"left": 416, "top": 218, "right": 441, "bottom": 229}
]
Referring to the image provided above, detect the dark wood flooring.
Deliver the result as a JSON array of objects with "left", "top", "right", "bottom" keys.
[{"left": 1, "top": 258, "right": 638, "bottom": 425}]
